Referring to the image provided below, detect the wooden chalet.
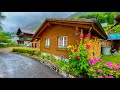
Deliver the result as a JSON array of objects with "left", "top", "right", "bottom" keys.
[
  {"left": 16, "top": 28, "right": 34, "bottom": 46},
  {"left": 32, "top": 18, "right": 107, "bottom": 59}
]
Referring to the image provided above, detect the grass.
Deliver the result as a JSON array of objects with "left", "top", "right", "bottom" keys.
[{"left": 101, "top": 52, "right": 120, "bottom": 64}]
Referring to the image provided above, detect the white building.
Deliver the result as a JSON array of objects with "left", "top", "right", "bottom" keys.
[{"left": 11, "top": 35, "right": 19, "bottom": 42}]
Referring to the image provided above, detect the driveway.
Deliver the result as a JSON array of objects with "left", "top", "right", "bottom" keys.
[{"left": 0, "top": 48, "right": 62, "bottom": 78}]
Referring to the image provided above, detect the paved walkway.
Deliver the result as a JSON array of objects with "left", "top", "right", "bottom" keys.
[{"left": 0, "top": 48, "right": 62, "bottom": 78}]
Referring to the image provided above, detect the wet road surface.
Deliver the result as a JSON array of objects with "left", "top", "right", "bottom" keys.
[{"left": 0, "top": 50, "right": 62, "bottom": 78}]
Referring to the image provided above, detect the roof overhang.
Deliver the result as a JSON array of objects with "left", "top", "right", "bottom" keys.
[{"left": 32, "top": 18, "right": 108, "bottom": 41}]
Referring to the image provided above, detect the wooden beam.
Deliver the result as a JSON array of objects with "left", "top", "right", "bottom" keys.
[
  {"left": 48, "top": 22, "right": 51, "bottom": 26},
  {"left": 34, "top": 22, "right": 49, "bottom": 39},
  {"left": 50, "top": 21, "right": 92, "bottom": 25},
  {"left": 49, "top": 22, "right": 92, "bottom": 29},
  {"left": 39, "top": 25, "right": 52, "bottom": 37}
]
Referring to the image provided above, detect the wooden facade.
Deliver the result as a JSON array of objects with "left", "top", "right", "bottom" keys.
[
  {"left": 32, "top": 18, "right": 107, "bottom": 59},
  {"left": 16, "top": 28, "right": 34, "bottom": 45}
]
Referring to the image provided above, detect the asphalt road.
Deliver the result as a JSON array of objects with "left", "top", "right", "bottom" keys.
[{"left": 0, "top": 50, "right": 62, "bottom": 78}]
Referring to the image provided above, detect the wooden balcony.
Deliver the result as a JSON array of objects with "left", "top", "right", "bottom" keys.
[{"left": 17, "top": 40, "right": 24, "bottom": 42}]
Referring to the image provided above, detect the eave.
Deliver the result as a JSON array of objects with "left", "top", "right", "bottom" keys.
[{"left": 32, "top": 18, "right": 108, "bottom": 41}]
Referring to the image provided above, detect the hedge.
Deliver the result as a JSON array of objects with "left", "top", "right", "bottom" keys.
[{"left": 12, "top": 48, "right": 41, "bottom": 56}]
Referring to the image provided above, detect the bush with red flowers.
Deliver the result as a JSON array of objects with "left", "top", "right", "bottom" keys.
[{"left": 66, "top": 30, "right": 90, "bottom": 77}]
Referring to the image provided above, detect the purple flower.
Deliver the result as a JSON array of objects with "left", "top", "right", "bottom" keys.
[
  {"left": 98, "top": 69, "right": 102, "bottom": 74},
  {"left": 98, "top": 76, "right": 102, "bottom": 78}
]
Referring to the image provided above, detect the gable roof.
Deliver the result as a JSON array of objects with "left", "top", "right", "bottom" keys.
[
  {"left": 32, "top": 18, "right": 108, "bottom": 41},
  {"left": 21, "top": 29, "right": 34, "bottom": 34},
  {"left": 17, "top": 28, "right": 34, "bottom": 35}
]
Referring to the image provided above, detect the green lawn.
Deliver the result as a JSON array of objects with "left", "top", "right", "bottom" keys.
[{"left": 101, "top": 52, "right": 120, "bottom": 64}]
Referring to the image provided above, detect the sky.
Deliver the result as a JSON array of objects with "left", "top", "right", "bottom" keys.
[{"left": 2, "top": 12, "right": 76, "bottom": 32}]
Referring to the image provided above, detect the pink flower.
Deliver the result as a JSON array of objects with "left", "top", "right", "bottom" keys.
[
  {"left": 92, "top": 60, "right": 97, "bottom": 64},
  {"left": 109, "top": 76, "right": 114, "bottom": 78},
  {"left": 79, "top": 34, "right": 84, "bottom": 39},
  {"left": 104, "top": 75, "right": 114, "bottom": 78},
  {"left": 98, "top": 76, "right": 102, "bottom": 78},
  {"left": 104, "top": 62, "right": 113, "bottom": 68},
  {"left": 97, "top": 58, "right": 102, "bottom": 62},
  {"left": 98, "top": 69, "right": 102, "bottom": 74},
  {"left": 76, "top": 55, "right": 80, "bottom": 59},
  {"left": 86, "top": 33, "right": 91, "bottom": 39},
  {"left": 74, "top": 48, "right": 78, "bottom": 52},
  {"left": 86, "top": 44, "right": 90, "bottom": 49},
  {"left": 105, "top": 75, "right": 109, "bottom": 78},
  {"left": 94, "top": 73, "right": 96, "bottom": 76},
  {"left": 117, "top": 63, "right": 120, "bottom": 66},
  {"left": 89, "top": 58, "right": 97, "bottom": 65},
  {"left": 114, "top": 66, "right": 118, "bottom": 71}
]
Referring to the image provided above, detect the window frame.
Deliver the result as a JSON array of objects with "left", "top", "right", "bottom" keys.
[
  {"left": 58, "top": 36, "right": 68, "bottom": 48},
  {"left": 45, "top": 38, "right": 50, "bottom": 47}
]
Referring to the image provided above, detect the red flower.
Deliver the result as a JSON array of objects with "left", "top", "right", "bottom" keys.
[
  {"left": 74, "top": 48, "right": 78, "bottom": 52},
  {"left": 86, "top": 44, "right": 90, "bottom": 49},
  {"left": 79, "top": 34, "right": 84, "bottom": 39},
  {"left": 86, "top": 33, "right": 91, "bottom": 39},
  {"left": 76, "top": 55, "right": 80, "bottom": 59}
]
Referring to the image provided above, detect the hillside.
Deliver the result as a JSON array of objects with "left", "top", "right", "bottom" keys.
[
  {"left": 68, "top": 12, "right": 120, "bottom": 34},
  {"left": 68, "top": 12, "right": 96, "bottom": 18},
  {"left": 23, "top": 20, "right": 42, "bottom": 32},
  {"left": 68, "top": 12, "right": 113, "bottom": 18},
  {"left": 20, "top": 12, "right": 120, "bottom": 34}
]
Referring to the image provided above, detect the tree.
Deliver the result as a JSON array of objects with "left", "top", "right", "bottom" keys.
[
  {"left": 0, "top": 32, "right": 11, "bottom": 43},
  {"left": 0, "top": 12, "right": 5, "bottom": 31},
  {"left": 76, "top": 12, "right": 120, "bottom": 24},
  {"left": 0, "top": 12, "right": 11, "bottom": 43}
]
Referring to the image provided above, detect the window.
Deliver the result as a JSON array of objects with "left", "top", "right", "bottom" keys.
[
  {"left": 58, "top": 36, "right": 68, "bottom": 48},
  {"left": 26, "top": 37, "right": 32, "bottom": 40},
  {"left": 45, "top": 38, "right": 50, "bottom": 47}
]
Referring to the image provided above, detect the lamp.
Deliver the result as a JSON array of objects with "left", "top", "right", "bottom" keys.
[
  {"left": 75, "top": 32, "right": 79, "bottom": 35},
  {"left": 75, "top": 26, "right": 79, "bottom": 35}
]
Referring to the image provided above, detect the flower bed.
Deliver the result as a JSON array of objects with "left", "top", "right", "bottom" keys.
[
  {"left": 87, "top": 58, "right": 120, "bottom": 78},
  {"left": 66, "top": 29, "right": 120, "bottom": 78}
]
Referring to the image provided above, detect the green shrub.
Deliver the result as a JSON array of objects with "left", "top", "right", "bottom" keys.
[
  {"left": 66, "top": 32, "right": 90, "bottom": 76},
  {"left": 12, "top": 48, "right": 41, "bottom": 56},
  {"left": 0, "top": 44, "right": 6, "bottom": 48},
  {"left": 0, "top": 42, "right": 20, "bottom": 48}
]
